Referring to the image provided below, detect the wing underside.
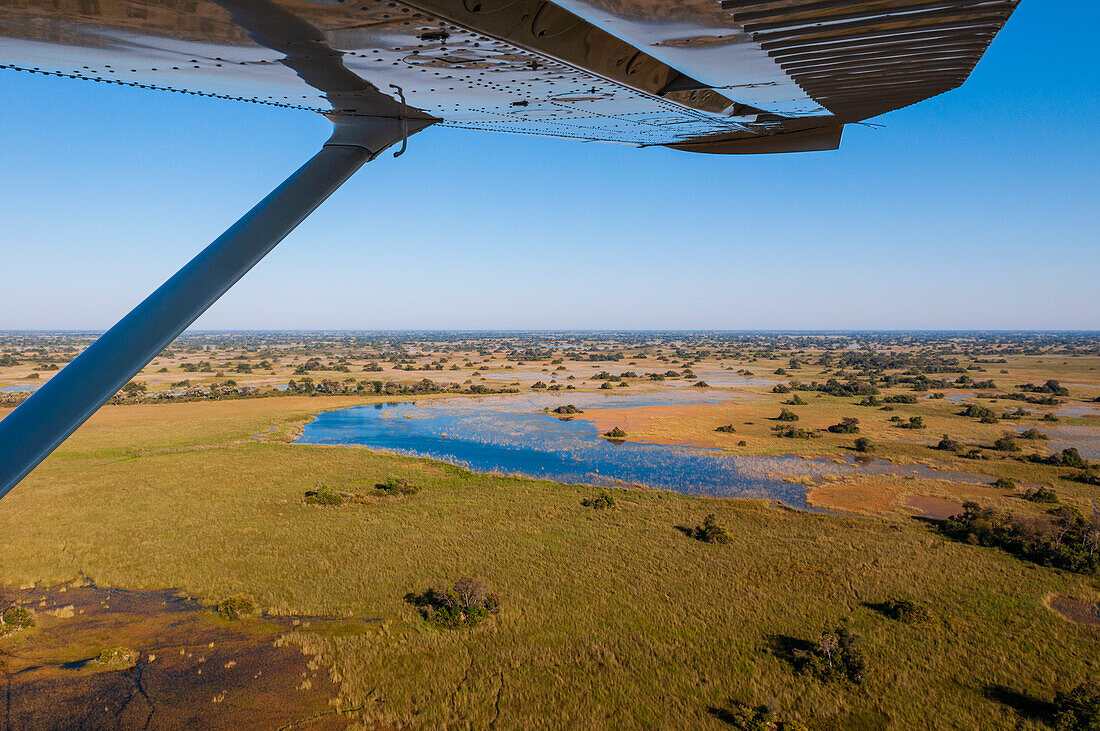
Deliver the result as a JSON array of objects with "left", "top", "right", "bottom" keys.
[{"left": 0, "top": 0, "right": 1020, "bottom": 151}]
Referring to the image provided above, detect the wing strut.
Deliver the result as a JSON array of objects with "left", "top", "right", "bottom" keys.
[{"left": 0, "top": 115, "right": 431, "bottom": 501}]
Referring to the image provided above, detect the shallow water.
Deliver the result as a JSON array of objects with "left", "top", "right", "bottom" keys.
[
  {"left": 0, "top": 383, "right": 41, "bottom": 392},
  {"left": 295, "top": 393, "right": 985, "bottom": 509}
]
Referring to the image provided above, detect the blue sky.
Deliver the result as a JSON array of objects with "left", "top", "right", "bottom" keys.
[{"left": 0, "top": 1, "right": 1096, "bottom": 331}]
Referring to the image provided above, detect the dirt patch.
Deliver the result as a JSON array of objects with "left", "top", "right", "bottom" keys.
[
  {"left": 0, "top": 581, "right": 372, "bottom": 728},
  {"left": 905, "top": 495, "right": 964, "bottom": 520},
  {"left": 1045, "top": 595, "right": 1100, "bottom": 627},
  {"left": 576, "top": 403, "right": 726, "bottom": 448},
  {"left": 807, "top": 481, "right": 904, "bottom": 515}
]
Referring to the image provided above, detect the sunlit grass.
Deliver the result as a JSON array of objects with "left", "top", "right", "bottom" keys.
[{"left": 0, "top": 397, "right": 1097, "bottom": 728}]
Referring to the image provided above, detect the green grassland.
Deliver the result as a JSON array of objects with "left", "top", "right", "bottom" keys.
[{"left": 1, "top": 397, "right": 1097, "bottom": 729}]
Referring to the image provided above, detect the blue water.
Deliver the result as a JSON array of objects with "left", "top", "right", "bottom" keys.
[
  {"left": 294, "top": 392, "right": 988, "bottom": 509},
  {"left": 0, "top": 383, "right": 40, "bottom": 392}
]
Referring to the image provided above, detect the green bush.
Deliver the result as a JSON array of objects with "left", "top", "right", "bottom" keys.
[
  {"left": 377, "top": 477, "right": 420, "bottom": 495},
  {"left": 410, "top": 577, "right": 501, "bottom": 629},
  {"left": 827, "top": 417, "right": 860, "bottom": 434},
  {"left": 91, "top": 646, "right": 139, "bottom": 668},
  {"left": 992, "top": 477, "right": 1016, "bottom": 489},
  {"left": 880, "top": 597, "right": 935, "bottom": 625},
  {"left": 718, "top": 703, "right": 808, "bottom": 731},
  {"left": 551, "top": 404, "right": 582, "bottom": 415},
  {"left": 217, "top": 594, "right": 258, "bottom": 620},
  {"left": 693, "top": 514, "right": 732, "bottom": 544},
  {"left": 1028, "top": 448, "right": 1090, "bottom": 469},
  {"left": 1053, "top": 680, "right": 1100, "bottom": 730},
  {"left": 582, "top": 490, "right": 616, "bottom": 510},
  {"left": 1022, "top": 486, "right": 1059, "bottom": 504},
  {"left": 1071, "top": 470, "right": 1100, "bottom": 487},
  {"left": 772, "top": 426, "right": 820, "bottom": 440},
  {"left": 853, "top": 437, "right": 874, "bottom": 453},
  {"left": 966, "top": 404, "right": 1004, "bottom": 424},
  {"left": 793, "top": 626, "right": 867, "bottom": 684},
  {"left": 603, "top": 427, "right": 627, "bottom": 439},
  {"left": 941, "top": 502, "right": 1099, "bottom": 575},
  {"left": 776, "top": 409, "right": 800, "bottom": 422},
  {"left": 304, "top": 484, "right": 344, "bottom": 505},
  {"left": 936, "top": 434, "right": 961, "bottom": 451},
  {"left": 0, "top": 605, "right": 35, "bottom": 635},
  {"left": 715, "top": 424, "right": 737, "bottom": 433}
]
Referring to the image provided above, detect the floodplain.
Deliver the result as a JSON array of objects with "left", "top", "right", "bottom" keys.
[{"left": 1, "top": 331, "right": 1098, "bottom": 728}]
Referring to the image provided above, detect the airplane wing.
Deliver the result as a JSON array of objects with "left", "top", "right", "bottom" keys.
[
  {"left": 0, "top": 0, "right": 1019, "bottom": 153},
  {"left": 0, "top": 0, "right": 1021, "bottom": 500}
]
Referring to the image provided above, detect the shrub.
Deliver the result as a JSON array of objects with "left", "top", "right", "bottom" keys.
[
  {"left": 1019, "top": 428, "right": 1049, "bottom": 440},
  {"left": 1022, "top": 486, "right": 1059, "bottom": 504},
  {"left": 992, "top": 477, "right": 1016, "bottom": 489},
  {"left": 531, "top": 381, "right": 548, "bottom": 389},
  {"left": 603, "top": 427, "right": 627, "bottom": 439},
  {"left": 776, "top": 409, "right": 800, "bottom": 422},
  {"left": 936, "top": 434, "right": 961, "bottom": 452},
  {"left": 719, "top": 703, "right": 808, "bottom": 731},
  {"left": 941, "top": 502, "right": 1099, "bottom": 575},
  {"left": 773, "top": 426, "right": 820, "bottom": 440},
  {"left": 91, "top": 647, "right": 139, "bottom": 669},
  {"left": 858, "top": 396, "right": 882, "bottom": 407},
  {"left": 961, "top": 403, "right": 998, "bottom": 420},
  {"left": 884, "top": 394, "right": 918, "bottom": 404},
  {"left": 853, "top": 437, "right": 873, "bottom": 453},
  {"left": 693, "top": 514, "right": 732, "bottom": 544},
  {"left": 899, "top": 416, "right": 925, "bottom": 430},
  {"left": 217, "top": 594, "right": 257, "bottom": 620},
  {"left": 1043, "top": 413, "right": 1061, "bottom": 423},
  {"left": 377, "top": 477, "right": 420, "bottom": 495},
  {"left": 0, "top": 605, "right": 35, "bottom": 636},
  {"left": 410, "top": 577, "right": 501, "bottom": 628},
  {"left": 827, "top": 417, "right": 860, "bottom": 434},
  {"left": 1071, "top": 470, "right": 1100, "bottom": 487},
  {"left": 993, "top": 435, "right": 1020, "bottom": 452},
  {"left": 304, "top": 484, "right": 344, "bottom": 505},
  {"left": 785, "top": 394, "right": 807, "bottom": 406},
  {"left": 551, "top": 404, "right": 582, "bottom": 415},
  {"left": 715, "top": 424, "right": 737, "bottom": 433},
  {"left": 880, "top": 598, "right": 935, "bottom": 625},
  {"left": 793, "top": 626, "right": 867, "bottom": 684},
  {"left": 1028, "top": 448, "right": 1090, "bottom": 469},
  {"left": 1052, "top": 680, "right": 1100, "bottom": 730},
  {"left": 693, "top": 381, "right": 710, "bottom": 388},
  {"left": 582, "top": 490, "right": 616, "bottom": 510}
]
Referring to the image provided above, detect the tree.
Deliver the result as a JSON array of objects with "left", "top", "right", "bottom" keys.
[
  {"left": 693, "top": 514, "right": 732, "bottom": 544},
  {"left": 1053, "top": 680, "right": 1100, "bottom": 730}
]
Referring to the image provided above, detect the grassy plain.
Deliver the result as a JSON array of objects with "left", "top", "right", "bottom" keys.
[{"left": 1, "top": 395, "right": 1098, "bottom": 729}]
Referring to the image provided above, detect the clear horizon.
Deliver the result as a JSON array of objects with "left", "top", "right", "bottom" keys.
[{"left": 1, "top": 1, "right": 1096, "bottom": 331}]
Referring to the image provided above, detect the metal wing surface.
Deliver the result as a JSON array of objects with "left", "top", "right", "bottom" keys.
[{"left": 0, "top": 0, "right": 1020, "bottom": 153}]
